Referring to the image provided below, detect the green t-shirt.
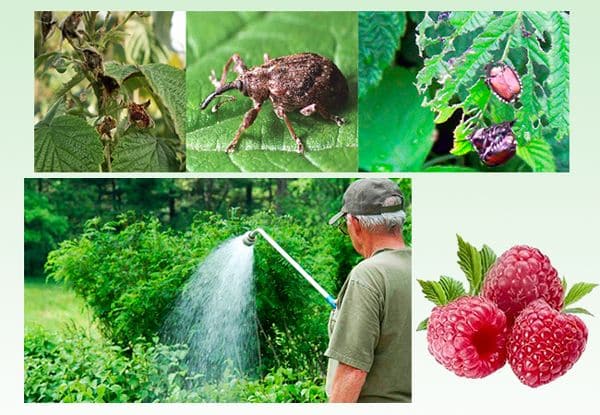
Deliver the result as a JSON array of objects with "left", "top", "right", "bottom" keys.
[{"left": 325, "top": 248, "right": 411, "bottom": 403}]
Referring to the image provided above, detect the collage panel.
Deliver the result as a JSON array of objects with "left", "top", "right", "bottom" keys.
[
  {"left": 414, "top": 175, "right": 598, "bottom": 400},
  {"left": 186, "top": 12, "right": 358, "bottom": 172},
  {"left": 358, "top": 11, "right": 569, "bottom": 172},
  {"left": 24, "top": 177, "right": 411, "bottom": 403},
  {"left": 34, "top": 11, "right": 186, "bottom": 172}
]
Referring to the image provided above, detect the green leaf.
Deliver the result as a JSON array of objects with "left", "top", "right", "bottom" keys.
[
  {"left": 517, "top": 137, "right": 556, "bottom": 172},
  {"left": 358, "top": 12, "right": 406, "bottom": 97},
  {"left": 34, "top": 115, "right": 103, "bottom": 172},
  {"left": 139, "top": 63, "right": 186, "bottom": 139},
  {"left": 104, "top": 61, "right": 140, "bottom": 84},
  {"left": 427, "top": 12, "right": 520, "bottom": 116},
  {"left": 186, "top": 12, "right": 357, "bottom": 172},
  {"left": 439, "top": 276, "right": 467, "bottom": 302},
  {"left": 418, "top": 279, "right": 447, "bottom": 306},
  {"left": 563, "top": 282, "right": 598, "bottom": 308},
  {"left": 480, "top": 244, "right": 497, "bottom": 276},
  {"left": 359, "top": 66, "right": 435, "bottom": 171},
  {"left": 545, "top": 12, "right": 569, "bottom": 141},
  {"left": 416, "top": 318, "right": 428, "bottom": 331},
  {"left": 456, "top": 234, "right": 483, "bottom": 295},
  {"left": 112, "top": 132, "right": 179, "bottom": 172},
  {"left": 563, "top": 307, "right": 594, "bottom": 317},
  {"left": 415, "top": 11, "right": 569, "bottom": 172}
]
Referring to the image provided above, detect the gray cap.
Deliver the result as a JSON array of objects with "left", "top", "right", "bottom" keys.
[{"left": 328, "top": 179, "right": 404, "bottom": 225}]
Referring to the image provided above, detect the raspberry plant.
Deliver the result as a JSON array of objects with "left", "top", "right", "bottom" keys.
[
  {"left": 34, "top": 11, "right": 185, "bottom": 172},
  {"left": 416, "top": 11, "right": 569, "bottom": 172}
]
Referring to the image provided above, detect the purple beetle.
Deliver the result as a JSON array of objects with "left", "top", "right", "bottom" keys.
[
  {"left": 485, "top": 62, "right": 522, "bottom": 103},
  {"left": 468, "top": 121, "right": 517, "bottom": 167}
]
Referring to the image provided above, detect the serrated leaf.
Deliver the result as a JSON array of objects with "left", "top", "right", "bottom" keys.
[
  {"left": 456, "top": 234, "right": 483, "bottom": 295},
  {"left": 517, "top": 137, "right": 556, "bottom": 172},
  {"left": 359, "top": 12, "right": 406, "bottom": 97},
  {"left": 563, "top": 307, "right": 594, "bottom": 317},
  {"left": 104, "top": 61, "right": 140, "bottom": 83},
  {"left": 418, "top": 279, "right": 447, "bottom": 306},
  {"left": 415, "top": 11, "right": 569, "bottom": 172},
  {"left": 439, "top": 276, "right": 467, "bottom": 302},
  {"left": 416, "top": 318, "right": 429, "bottom": 331},
  {"left": 451, "top": 122, "right": 475, "bottom": 156},
  {"left": 34, "top": 115, "right": 103, "bottom": 172},
  {"left": 139, "top": 63, "right": 186, "bottom": 139},
  {"left": 428, "top": 12, "right": 519, "bottom": 115},
  {"left": 480, "top": 244, "right": 497, "bottom": 276},
  {"left": 563, "top": 282, "right": 598, "bottom": 308},
  {"left": 186, "top": 12, "right": 357, "bottom": 172},
  {"left": 545, "top": 12, "right": 569, "bottom": 141},
  {"left": 359, "top": 66, "right": 435, "bottom": 171},
  {"left": 112, "top": 132, "right": 179, "bottom": 172}
]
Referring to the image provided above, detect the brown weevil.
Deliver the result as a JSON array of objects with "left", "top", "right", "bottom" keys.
[{"left": 200, "top": 52, "right": 349, "bottom": 153}]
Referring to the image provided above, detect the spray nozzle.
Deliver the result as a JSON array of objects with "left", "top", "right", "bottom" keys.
[{"left": 242, "top": 230, "right": 258, "bottom": 246}]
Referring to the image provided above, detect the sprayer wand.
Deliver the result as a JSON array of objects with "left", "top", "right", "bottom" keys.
[{"left": 242, "top": 228, "right": 337, "bottom": 309}]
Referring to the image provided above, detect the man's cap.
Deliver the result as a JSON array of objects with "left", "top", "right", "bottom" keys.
[{"left": 328, "top": 179, "right": 404, "bottom": 225}]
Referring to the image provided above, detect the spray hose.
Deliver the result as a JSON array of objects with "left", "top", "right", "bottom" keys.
[{"left": 242, "top": 228, "right": 337, "bottom": 309}]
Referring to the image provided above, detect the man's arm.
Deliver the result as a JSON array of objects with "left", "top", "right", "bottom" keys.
[{"left": 328, "top": 362, "right": 368, "bottom": 403}]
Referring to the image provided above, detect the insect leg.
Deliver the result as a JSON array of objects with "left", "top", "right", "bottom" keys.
[
  {"left": 225, "top": 99, "right": 262, "bottom": 153},
  {"left": 274, "top": 107, "right": 304, "bottom": 154},
  {"left": 299, "top": 104, "right": 317, "bottom": 116},
  {"left": 315, "top": 105, "right": 345, "bottom": 126},
  {"left": 263, "top": 53, "right": 271, "bottom": 63}
]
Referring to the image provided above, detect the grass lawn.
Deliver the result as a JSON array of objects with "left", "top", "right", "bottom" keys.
[{"left": 25, "top": 278, "right": 98, "bottom": 336}]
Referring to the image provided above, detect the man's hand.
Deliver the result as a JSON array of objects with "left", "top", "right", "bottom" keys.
[{"left": 329, "top": 362, "right": 367, "bottom": 403}]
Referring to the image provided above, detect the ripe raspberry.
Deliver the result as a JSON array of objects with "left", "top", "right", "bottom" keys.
[
  {"left": 508, "top": 299, "right": 588, "bottom": 387},
  {"left": 427, "top": 296, "right": 508, "bottom": 378},
  {"left": 482, "top": 245, "right": 563, "bottom": 324}
]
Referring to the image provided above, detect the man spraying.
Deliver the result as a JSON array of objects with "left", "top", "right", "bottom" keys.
[{"left": 326, "top": 178, "right": 412, "bottom": 403}]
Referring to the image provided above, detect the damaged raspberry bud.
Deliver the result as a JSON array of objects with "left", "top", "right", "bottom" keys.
[
  {"left": 60, "top": 11, "right": 84, "bottom": 41},
  {"left": 485, "top": 62, "right": 522, "bottom": 103},
  {"left": 96, "top": 115, "right": 117, "bottom": 140},
  {"left": 127, "top": 100, "right": 154, "bottom": 129},
  {"left": 82, "top": 47, "right": 104, "bottom": 77},
  {"left": 40, "top": 11, "right": 56, "bottom": 43},
  {"left": 468, "top": 121, "right": 517, "bottom": 167}
]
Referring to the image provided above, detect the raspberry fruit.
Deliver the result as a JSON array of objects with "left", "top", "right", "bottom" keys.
[
  {"left": 508, "top": 299, "right": 588, "bottom": 387},
  {"left": 427, "top": 296, "right": 508, "bottom": 378},
  {"left": 482, "top": 245, "right": 563, "bottom": 324}
]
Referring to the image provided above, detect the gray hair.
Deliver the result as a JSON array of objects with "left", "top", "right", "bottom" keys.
[{"left": 354, "top": 196, "right": 405, "bottom": 234}]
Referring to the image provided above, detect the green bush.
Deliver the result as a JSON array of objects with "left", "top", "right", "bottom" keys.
[
  {"left": 45, "top": 211, "right": 357, "bottom": 376},
  {"left": 25, "top": 329, "right": 325, "bottom": 403}
]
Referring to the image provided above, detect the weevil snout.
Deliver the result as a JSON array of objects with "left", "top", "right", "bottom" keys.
[{"left": 200, "top": 80, "right": 243, "bottom": 110}]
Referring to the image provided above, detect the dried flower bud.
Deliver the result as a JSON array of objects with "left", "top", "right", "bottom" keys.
[{"left": 127, "top": 100, "right": 154, "bottom": 129}]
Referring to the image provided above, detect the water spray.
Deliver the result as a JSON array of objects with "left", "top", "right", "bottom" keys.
[{"left": 242, "top": 228, "right": 337, "bottom": 309}]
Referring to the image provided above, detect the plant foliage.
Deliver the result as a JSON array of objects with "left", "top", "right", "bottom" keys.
[
  {"left": 416, "top": 11, "right": 569, "bottom": 172},
  {"left": 34, "top": 11, "right": 185, "bottom": 172},
  {"left": 185, "top": 12, "right": 358, "bottom": 172}
]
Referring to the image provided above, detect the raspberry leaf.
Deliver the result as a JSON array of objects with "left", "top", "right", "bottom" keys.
[
  {"left": 480, "top": 244, "right": 497, "bottom": 277},
  {"left": 563, "top": 282, "right": 598, "bottom": 308},
  {"left": 456, "top": 234, "right": 483, "bottom": 295},
  {"left": 439, "top": 276, "right": 467, "bottom": 301},
  {"left": 563, "top": 307, "right": 594, "bottom": 317},
  {"left": 419, "top": 276, "right": 466, "bottom": 307},
  {"left": 416, "top": 318, "right": 428, "bottom": 331},
  {"left": 418, "top": 279, "right": 447, "bottom": 306}
]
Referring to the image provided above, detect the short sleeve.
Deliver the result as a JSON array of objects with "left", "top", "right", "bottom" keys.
[{"left": 324, "top": 278, "right": 381, "bottom": 372}]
